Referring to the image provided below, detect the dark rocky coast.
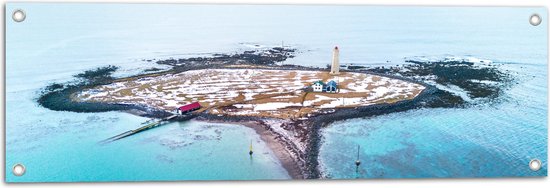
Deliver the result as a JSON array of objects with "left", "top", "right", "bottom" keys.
[{"left": 37, "top": 47, "right": 514, "bottom": 179}]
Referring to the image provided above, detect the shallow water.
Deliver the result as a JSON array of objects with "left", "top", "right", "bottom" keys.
[
  {"left": 6, "top": 83, "right": 290, "bottom": 181},
  {"left": 5, "top": 3, "right": 547, "bottom": 181},
  {"left": 6, "top": 100, "right": 290, "bottom": 182},
  {"left": 320, "top": 105, "right": 547, "bottom": 178},
  {"left": 317, "top": 7, "right": 548, "bottom": 178}
]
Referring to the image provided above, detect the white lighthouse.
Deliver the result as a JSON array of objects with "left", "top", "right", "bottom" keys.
[{"left": 330, "top": 46, "right": 340, "bottom": 75}]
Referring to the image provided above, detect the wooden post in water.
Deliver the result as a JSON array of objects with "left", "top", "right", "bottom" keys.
[
  {"left": 355, "top": 145, "right": 361, "bottom": 167},
  {"left": 355, "top": 145, "right": 362, "bottom": 177},
  {"left": 249, "top": 140, "right": 254, "bottom": 156}
]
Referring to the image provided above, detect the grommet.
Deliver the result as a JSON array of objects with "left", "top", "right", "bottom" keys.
[
  {"left": 530, "top": 14, "right": 541, "bottom": 26},
  {"left": 12, "top": 9, "right": 26, "bottom": 22},
  {"left": 529, "top": 159, "right": 542, "bottom": 171},
  {"left": 12, "top": 163, "right": 26, "bottom": 176}
]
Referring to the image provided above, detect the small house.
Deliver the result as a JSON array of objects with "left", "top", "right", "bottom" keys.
[
  {"left": 312, "top": 81, "right": 325, "bottom": 92},
  {"left": 176, "top": 102, "right": 201, "bottom": 115},
  {"left": 326, "top": 80, "right": 338, "bottom": 93},
  {"left": 310, "top": 80, "right": 339, "bottom": 93}
]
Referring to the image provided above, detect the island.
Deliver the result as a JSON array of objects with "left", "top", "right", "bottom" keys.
[{"left": 38, "top": 45, "right": 513, "bottom": 179}]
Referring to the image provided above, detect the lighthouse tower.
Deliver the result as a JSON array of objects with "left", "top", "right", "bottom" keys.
[{"left": 330, "top": 46, "right": 340, "bottom": 75}]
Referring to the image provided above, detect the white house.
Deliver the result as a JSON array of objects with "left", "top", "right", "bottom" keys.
[{"left": 312, "top": 81, "right": 325, "bottom": 92}]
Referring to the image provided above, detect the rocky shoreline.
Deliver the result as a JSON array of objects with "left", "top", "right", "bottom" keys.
[{"left": 37, "top": 46, "right": 514, "bottom": 179}]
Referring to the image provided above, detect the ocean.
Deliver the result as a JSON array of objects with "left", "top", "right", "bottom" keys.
[{"left": 5, "top": 3, "right": 547, "bottom": 181}]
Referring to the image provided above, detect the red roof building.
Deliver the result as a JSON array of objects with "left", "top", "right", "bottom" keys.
[{"left": 177, "top": 102, "right": 201, "bottom": 114}]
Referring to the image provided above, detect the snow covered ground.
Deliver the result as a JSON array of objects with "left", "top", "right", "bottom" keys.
[{"left": 77, "top": 69, "right": 425, "bottom": 119}]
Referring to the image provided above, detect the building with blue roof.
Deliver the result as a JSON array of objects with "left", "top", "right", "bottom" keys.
[
  {"left": 310, "top": 80, "right": 338, "bottom": 93},
  {"left": 326, "top": 80, "right": 338, "bottom": 93}
]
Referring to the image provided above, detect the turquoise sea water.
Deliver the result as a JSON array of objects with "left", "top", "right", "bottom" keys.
[
  {"left": 5, "top": 3, "right": 547, "bottom": 181},
  {"left": 317, "top": 7, "right": 548, "bottom": 179}
]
